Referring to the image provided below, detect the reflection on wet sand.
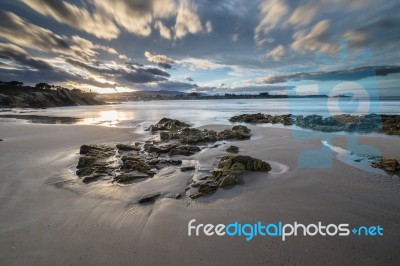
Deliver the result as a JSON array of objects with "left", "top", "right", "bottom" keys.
[
  {"left": 0, "top": 110, "right": 136, "bottom": 126},
  {"left": 0, "top": 114, "right": 82, "bottom": 124}
]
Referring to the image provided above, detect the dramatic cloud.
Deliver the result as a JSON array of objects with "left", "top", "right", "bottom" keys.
[
  {"left": 22, "top": 0, "right": 212, "bottom": 40},
  {"left": 254, "top": 0, "right": 289, "bottom": 45},
  {"left": 0, "top": 0, "right": 399, "bottom": 94},
  {"left": 0, "top": 12, "right": 120, "bottom": 62},
  {"left": 144, "top": 51, "right": 176, "bottom": 69},
  {"left": 174, "top": 0, "right": 210, "bottom": 39},
  {"left": 0, "top": 12, "right": 69, "bottom": 53},
  {"left": 260, "top": 65, "right": 400, "bottom": 84},
  {"left": 154, "top": 21, "right": 172, "bottom": 40},
  {"left": 291, "top": 20, "right": 339, "bottom": 54},
  {"left": 21, "top": 0, "right": 120, "bottom": 40},
  {"left": 0, "top": 43, "right": 54, "bottom": 71},
  {"left": 179, "top": 58, "right": 226, "bottom": 71},
  {"left": 288, "top": 5, "right": 317, "bottom": 26},
  {"left": 266, "top": 45, "right": 285, "bottom": 61}
]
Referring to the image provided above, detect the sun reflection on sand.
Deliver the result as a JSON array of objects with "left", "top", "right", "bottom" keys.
[{"left": 78, "top": 110, "right": 135, "bottom": 126}]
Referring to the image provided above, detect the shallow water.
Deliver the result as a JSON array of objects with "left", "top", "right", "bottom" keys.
[{"left": 2, "top": 98, "right": 400, "bottom": 128}]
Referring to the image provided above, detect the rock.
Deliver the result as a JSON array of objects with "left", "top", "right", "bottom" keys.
[
  {"left": 116, "top": 144, "right": 140, "bottom": 151},
  {"left": 188, "top": 155, "right": 271, "bottom": 198},
  {"left": 189, "top": 192, "right": 204, "bottom": 199},
  {"left": 138, "top": 193, "right": 161, "bottom": 204},
  {"left": 76, "top": 167, "right": 95, "bottom": 177},
  {"left": 82, "top": 173, "right": 105, "bottom": 184},
  {"left": 79, "top": 144, "right": 91, "bottom": 154},
  {"left": 229, "top": 113, "right": 292, "bottom": 125},
  {"left": 372, "top": 156, "right": 400, "bottom": 173},
  {"left": 232, "top": 125, "right": 251, "bottom": 135},
  {"left": 217, "top": 126, "right": 251, "bottom": 140},
  {"left": 178, "top": 128, "right": 218, "bottom": 144},
  {"left": 114, "top": 172, "right": 149, "bottom": 183},
  {"left": 122, "top": 159, "right": 154, "bottom": 176},
  {"left": 77, "top": 156, "right": 96, "bottom": 168},
  {"left": 159, "top": 131, "right": 171, "bottom": 141},
  {"left": 175, "top": 193, "right": 183, "bottom": 199},
  {"left": 169, "top": 145, "right": 201, "bottom": 156},
  {"left": 219, "top": 174, "right": 239, "bottom": 187},
  {"left": 148, "top": 118, "right": 190, "bottom": 131},
  {"left": 0, "top": 139, "right": 3, "bottom": 141},
  {"left": 198, "top": 181, "right": 219, "bottom": 194},
  {"left": 218, "top": 155, "right": 271, "bottom": 172},
  {"left": 146, "top": 143, "right": 177, "bottom": 153},
  {"left": 181, "top": 166, "right": 195, "bottom": 172},
  {"left": 79, "top": 144, "right": 114, "bottom": 156},
  {"left": 226, "top": 145, "right": 239, "bottom": 153}
]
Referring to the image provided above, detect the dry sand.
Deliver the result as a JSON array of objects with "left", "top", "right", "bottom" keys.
[{"left": 0, "top": 120, "right": 399, "bottom": 265}]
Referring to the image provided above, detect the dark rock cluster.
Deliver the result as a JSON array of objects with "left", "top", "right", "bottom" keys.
[
  {"left": 229, "top": 113, "right": 292, "bottom": 125},
  {"left": 147, "top": 117, "right": 190, "bottom": 132},
  {"left": 371, "top": 156, "right": 400, "bottom": 174},
  {"left": 226, "top": 145, "right": 239, "bottom": 153},
  {"left": 229, "top": 113, "right": 400, "bottom": 135},
  {"left": 188, "top": 155, "right": 272, "bottom": 199},
  {"left": 75, "top": 118, "right": 270, "bottom": 202},
  {"left": 76, "top": 143, "right": 184, "bottom": 184}
]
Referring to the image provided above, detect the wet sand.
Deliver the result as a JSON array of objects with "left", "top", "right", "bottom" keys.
[{"left": 0, "top": 121, "right": 399, "bottom": 265}]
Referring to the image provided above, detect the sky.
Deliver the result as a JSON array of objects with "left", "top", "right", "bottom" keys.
[{"left": 0, "top": 0, "right": 399, "bottom": 95}]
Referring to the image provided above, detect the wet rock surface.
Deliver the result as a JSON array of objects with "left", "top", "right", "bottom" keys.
[
  {"left": 147, "top": 117, "right": 190, "bottom": 132},
  {"left": 74, "top": 118, "right": 267, "bottom": 201},
  {"left": 226, "top": 145, "right": 239, "bottom": 153},
  {"left": 229, "top": 113, "right": 400, "bottom": 135},
  {"left": 149, "top": 118, "right": 252, "bottom": 143},
  {"left": 188, "top": 155, "right": 271, "bottom": 198},
  {"left": 230, "top": 113, "right": 292, "bottom": 125},
  {"left": 138, "top": 193, "right": 161, "bottom": 204},
  {"left": 371, "top": 156, "right": 400, "bottom": 174}
]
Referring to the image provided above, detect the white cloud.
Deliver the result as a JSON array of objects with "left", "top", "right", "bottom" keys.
[
  {"left": 21, "top": 0, "right": 120, "bottom": 40},
  {"left": 254, "top": 0, "right": 289, "bottom": 45},
  {"left": 144, "top": 51, "right": 176, "bottom": 68},
  {"left": 23, "top": 0, "right": 210, "bottom": 40},
  {"left": 288, "top": 5, "right": 317, "bottom": 26},
  {"left": 291, "top": 20, "right": 339, "bottom": 53},
  {"left": 154, "top": 21, "right": 172, "bottom": 40},
  {"left": 266, "top": 45, "right": 285, "bottom": 61}
]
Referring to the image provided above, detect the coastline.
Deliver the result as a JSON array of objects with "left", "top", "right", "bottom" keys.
[{"left": 0, "top": 120, "right": 399, "bottom": 265}]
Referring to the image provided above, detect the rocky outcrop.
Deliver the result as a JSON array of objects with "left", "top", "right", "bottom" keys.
[
  {"left": 226, "top": 145, "right": 239, "bottom": 153},
  {"left": 229, "top": 113, "right": 400, "bottom": 135},
  {"left": 147, "top": 118, "right": 190, "bottom": 132},
  {"left": 217, "top": 125, "right": 251, "bottom": 140},
  {"left": 371, "top": 156, "right": 400, "bottom": 174},
  {"left": 230, "top": 113, "right": 292, "bottom": 125},
  {"left": 76, "top": 142, "right": 185, "bottom": 184},
  {"left": 75, "top": 118, "right": 259, "bottom": 202},
  {"left": 0, "top": 85, "right": 104, "bottom": 108},
  {"left": 189, "top": 155, "right": 271, "bottom": 198},
  {"left": 160, "top": 125, "right": 251, "bottom": 143},
  {"left": 138, "top": 193, "right": 161, "bottom": 204},
  {"left": 169, "top": 145, "right": 201, "bottom": 156},
  {"left": 116, "top": 143, "right": 140, "bottom": 151}
]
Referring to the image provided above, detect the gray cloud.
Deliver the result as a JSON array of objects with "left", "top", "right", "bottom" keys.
[
  {"left": 22, "top": 0, "right": 212, "bottom": 40},
  {"left": 260, "top": 65, "right": 400, "bottom": 84},
  {"left": 21, "top": 0, "right": 120, "bottom": 39},
  {"left": 144, "top": 51, "right": 176, "bottom": 69},
  {"left": 0, "top": 43, "right": 54, "bottom": 71},
  {"left": 0, "top": 11, "right": 69, "bottom": 53}
]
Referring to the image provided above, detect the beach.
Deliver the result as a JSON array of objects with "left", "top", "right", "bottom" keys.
[{"left": 0, "top": 117, "right": 399, "bottom": 265}]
